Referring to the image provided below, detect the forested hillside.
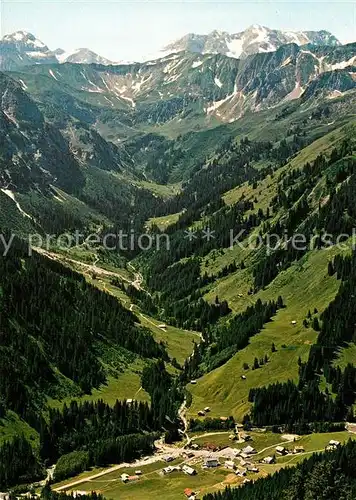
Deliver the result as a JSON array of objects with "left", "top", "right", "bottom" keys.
[
  {"left": 0, "top": 231, "right": 171, "bottom": 487},
  {"left": 129, "top": 118, "right": 356, "bottom": 431},
  {"left": 0, "top": 234, "right": 166, "bottom": 414},
  {"left": 0, "top": 23, "right": 356, "bottom": 498}
]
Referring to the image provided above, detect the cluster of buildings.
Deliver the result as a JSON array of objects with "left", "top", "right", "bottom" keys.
[
  {"left": 229, "top": 430, "right": 252, "bottom": 444},
  {"left": 118, "top": 432, "right": 338, "bottom": 499},
  {"left": 162, "top": 465, "right": 182, "bottom": 475},
  {"left": 259, "top": 444, "right": 305, "bottom": 464},
  {"left": 161, "top": 463, "right": 197, "bottom": 476},
  {"left": 202, "top": 454, "right": 260, "bottom": 476},
  {"left": 197, "top": 407, "right": 211, "bottom": 417}
]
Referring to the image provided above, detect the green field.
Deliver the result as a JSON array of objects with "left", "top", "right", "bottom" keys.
[
  {"left": 190, "top": 430, "right": 355, "bottom": 460},
  {"left": 0, "top": 411, "right": 39, "bottom": 447},
  {"left": 71, "top": 469, "right": 230, "bottom": 500},
  {"left": 89, "top": 274, "right": 199, "bottom": 366},
  {"left": 135, "top": 180, "right": 181, "bottom": 199},
  {"left": 334, "top": 342, "right": 356, "bottom": 370},
  {"left": 49, "top": 368, "right": 149, "bottom": 410},
  {"left": 190, "top": 245, "right": 348, "bottom": 421},
  {"left": 147, "top": 212, "right": 182, "bottom": 231},
  {"left": 53, "top": 429, "right": 356, "bottom": 499},
  {"left": 56, "top": 458, "right": 241, "bottom": 499},
  {"left": 137, "top": 313, "right": 200, "bottom": 365},
  {"left": 190, "top": 430, "right": 284, "bottom": 451}
]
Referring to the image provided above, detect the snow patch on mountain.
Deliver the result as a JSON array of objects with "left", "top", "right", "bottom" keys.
[
  {"left": 3, "top": 110, "right": 19, "bottom": 128},
  {"left": 62, "top": 48, "right": 114, "bottom": 65},
  {"left": 19, "top": 79, "right": 28, "bottom": 90},
  {"left": 161, "top": 25, "right": 341, "bottom": 61},
  {"left": 55, "top": 50, "right": 71, "bottom": 63},
  {"left": 103, "top": 95, "right": 114, "bottom": 107},
  {"left": 330, "top": 56, "right": 356, "bottom": 71},
  {"left": 26, "top": 51, "right": 49, "bottom": 59},
  {"left": 119, "top": 95, "right": 136, "bottom": 108},
  {"left": 206, "top": 91, "right": 235, "bottom": 114},
  {"left": 281, "top": 56, "right": 293, "bottom": 68},
  {"left": 49, "top": 69, "right": 58, "bottom": 81},
  {"left": 0, "top": 188, "right": 33, "bottom": 219},
  {"left": 214, "top": 77, "right": 223, "bottom": 88},
  {"left": 12, "top": 31, "right": 28, "bottom": 41},
  {"left": 226, "top": 39, "right": 244, "bottom": 59}
]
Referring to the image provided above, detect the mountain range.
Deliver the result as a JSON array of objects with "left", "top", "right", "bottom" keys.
[
  {"left": 8, "top": 42, "right": 356, "bottom": 134},
  {"left": 0, "top": 24, "right": 355, "bottom": 200},
  {"left": 160, "top": 25, "right": 341, "bottom": 59},
  {"left": 0, "top": 31, "right": 116, "bottom": 70},
  {"left": 1, "top": 19, "right": 356, "bottom": 497},
  {"left": 0, "top": 25, "right": 343, "bottom": 71}
]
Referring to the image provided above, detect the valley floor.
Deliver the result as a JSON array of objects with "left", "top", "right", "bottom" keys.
[{"left": 52, "top": 429, "right": 356, "bottom": 499}]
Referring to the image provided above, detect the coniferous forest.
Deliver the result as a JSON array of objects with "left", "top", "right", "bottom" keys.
[
  {"left": 0, "top": 233, "right": 167, "bottom": 487},
  {"left": 0, "top": 234, "right": 166, "bottom": 419}
]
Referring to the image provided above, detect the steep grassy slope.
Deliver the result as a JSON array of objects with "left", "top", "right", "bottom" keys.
[
  {"left": 183, "top": 122, "right": 356, "bottom": 421},
  {"left": 0, "top": 236, "right": 173, "bottom": 426},
  {"left": 202, "top": 123, "right": 354, "bottom": 277},
  {"left": 116, "top": 119, "right": 352, "bottom": 421},
  {"left": 190, "top": 246, "right": 347, "bottom": 420},
  {"left": 0, "top": 412, "right": 39, "bottom": 446}
]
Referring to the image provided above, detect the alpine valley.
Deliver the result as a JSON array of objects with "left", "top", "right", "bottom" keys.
[{"left": 1, "top": 23, "right": 356, "bottom": 500}]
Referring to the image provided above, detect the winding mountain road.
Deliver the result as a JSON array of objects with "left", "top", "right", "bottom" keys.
[{"left": 34, "top": 248, "right": 132, "bottom": 283}]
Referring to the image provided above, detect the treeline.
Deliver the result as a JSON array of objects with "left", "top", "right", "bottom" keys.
[
  {"left": 40, "top": 399, "right": 159, "bottom": 464},
  {"left": 139, "top": 132, "right": 323, "bottom": 319},
  {"left": 0, "top": 399, "right": 160, "bottom": 487},
  {"left": 181, "top": 297, "right": 283, "bottom": 381},
  {"left": 249, "top": 249, "right": 356, "bottom": 427},
  {"left": 161, "top": 132, "right": 311, "bottom": 219},
  {"left": 143, "top": 257, "right": 231, "bottom": 330},
  {"left": 302, "top": 250, "right": 356, "bottom": 413},
  {"left": 160, "top": 137, "right": 265, "bottom": 217},
  {"left": 141, "top": 360, "right": 183, "bottom": 442},
  {"left": 0, "top": 233, "right": 166, "bottom": 420},
  {"left": 253, "top": 135, "right": 355, "bottom": 291},
  {"left": 136, "top": 133, "right": 317, "bottom": 327},
  {"left": 189, "top": 416, "right": 235, "bottom": 432},
  {"left": 0, "top": 435, "right": 44, "bottom": 489},
  {"left": 41, "top": 486, "right": 104, "bottom": 500},
  {"left": 53, "top": 451, "right": 90, "bottom": 482},
  {"left": 249, "top": 380, "right": 345, "bottom": 429},
  {"left": 213, "top": 297, "right": 284, "bottom": 354},
  {"left": 147, "top": 201, "right": 268, "bottom": 279},
  {"left": 203, "top": 439, "right": 356, "bottom": 500}
]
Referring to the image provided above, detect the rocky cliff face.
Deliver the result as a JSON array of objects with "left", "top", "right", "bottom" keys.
[{"left": 160, "top": 25, "right": 341, "bottom": 60}]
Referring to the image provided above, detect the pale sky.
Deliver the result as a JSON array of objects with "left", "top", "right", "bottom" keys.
[{"left": 1, "top": 0, "right": 355, "bottom": 61}]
